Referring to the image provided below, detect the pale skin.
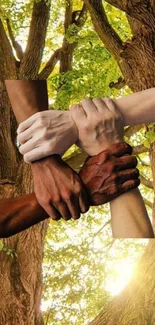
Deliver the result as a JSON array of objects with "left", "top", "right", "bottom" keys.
[{"left": 17, "top": 87, "right": 155, "bottom": 162}]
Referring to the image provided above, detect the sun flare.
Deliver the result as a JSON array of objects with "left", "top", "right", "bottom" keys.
[{"left": 105, "top": 258, "right": 135, "bottom": 296}]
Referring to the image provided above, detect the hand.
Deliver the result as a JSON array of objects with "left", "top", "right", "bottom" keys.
[
  {"left": 79, "top": 142, "right": 140, "bottom": 205},
  {"left": 31, "top": 155, "right": 89, "bottom": 220},
  {"left": 17, "top": 110, "right": 78, "bottom": 163},
  {"left": 70, "top": 98, "right": 124, "bottom": 156}
]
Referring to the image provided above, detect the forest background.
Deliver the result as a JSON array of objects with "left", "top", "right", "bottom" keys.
[{"left": 0, "top": 0, "right": 155, "bottom": 324}]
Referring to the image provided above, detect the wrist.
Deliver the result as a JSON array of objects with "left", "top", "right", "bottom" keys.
[
  {"left": 90, "top": 138, "right": 124, "bottom": 156},
  {"left": 31, "top": 154, "right": 61, "bottom": 169},
  {"left": 68, "top": 111, "right": 78, "bottom": 144}
]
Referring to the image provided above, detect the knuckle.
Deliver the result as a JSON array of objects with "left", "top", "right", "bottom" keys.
[
  {"left": 82, "top": 122, "right": 90, "bottom": 133},
  {"left": 74, "top": 182, "right": 82, "bottom": 194},
  {"left": 19, "top": 146, "right": 24, "bottom": 154},
  {"left": 24, "top": 154, "right": 30, "bottom": 163},
  {"left": 41, "top": 129, "right": 47, "bottom": 140},
  {"left": 53, "top": 195, "right": 62, "bottom": 204},
  {"left": 39, "top": 195, "right": 54, "bottom": 206},
  {"left": 37, "top": 117, "right": 45, "bottom": 128},
  {"left": 63, "top": 189, "right": 72, "bottom": 201},
  {"left": 102, "top": 97, "right": 112, "bottom": 104}
]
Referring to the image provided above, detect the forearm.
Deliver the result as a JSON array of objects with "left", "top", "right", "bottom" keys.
[
  {"left": 110, "top": 188, "right": 154, "bottom": 238},
  {"left": 114, "top": 87, "right": 155, "bottom": 126},
  {"left": 0, "top": 193, "right": 48, "bottom": 238},
  {"left": 5, "top": 80, "right": 48, "bottom": 123}
]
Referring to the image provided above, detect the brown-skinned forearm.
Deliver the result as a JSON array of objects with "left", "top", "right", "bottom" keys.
[
  {"left": 0, "top": 144, "right": 140, "bottom": 238},
  {"left": 5, "top": 80, "right": 48, "bottom": 123},
  {"left": 0, "top": 193, "right": 48, "bottom": 238}
]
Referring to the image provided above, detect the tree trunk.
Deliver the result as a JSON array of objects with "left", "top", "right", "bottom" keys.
[{"left": 0, "top": 80, "right": 48, "bottom": 324}]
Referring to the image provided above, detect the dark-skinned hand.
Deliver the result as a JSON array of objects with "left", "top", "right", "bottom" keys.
[{"left": 79, "top": 142, "right": 140, "bottom": 206}]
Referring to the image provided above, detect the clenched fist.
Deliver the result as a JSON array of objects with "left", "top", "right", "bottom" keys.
[{"left": 79, "top": 142, "right": 140, "bottom": 205}]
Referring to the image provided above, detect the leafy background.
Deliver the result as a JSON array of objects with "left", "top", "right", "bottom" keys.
[{"left": 0, "top": 0, "right": 153, "bottom": 324}]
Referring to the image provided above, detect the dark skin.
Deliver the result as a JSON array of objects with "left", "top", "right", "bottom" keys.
[
  {"left": 0, "top": 142, "right": 140, "bottom": 238},
  {"left": 5, "top": 80, "right": 89, "bottom": 220}
]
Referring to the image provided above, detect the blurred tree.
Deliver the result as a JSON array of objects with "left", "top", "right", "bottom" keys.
[{"left": 0, "top": 0, "right": 155, "bottom": 324}]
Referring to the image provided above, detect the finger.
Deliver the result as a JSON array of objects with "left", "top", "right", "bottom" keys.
[
  {"left": 70, "top": 104, "right": 87, "bottom": 125},
  {"left": 107, "top": 142, "right": 133, "bottom": 157},
  {"left": 17, "top": 126, "right": 34, "bottom": 144},
  {"left": 115, "top": 155, "right": 138, "bottom": 171},
  {"left": 101, "top": 98, "right": 122, "bottom": 117},
  {"left": 19, "top": 138, "right": 35, "bottom": 155},
  {"left": 43, "top": 204, "right": 62, "bottom": 221},
  {"left": 66, "top": 196, "right": 81, "bottom": 220},
  {"left": 23, "top": 147, "right": 45, "bottom": 163},
  {"left": 117, "top": 168, "right": 139, "bottom": 183},
  {"left": 92, "top": 98, "right": 110, "bottom": 114},
  {"left": 120, "top": 178, "right": 140, "bottom": 192},
  {"left": 91, "top": 179, "right": 140, "bottom": 206},
  {"left": 79, "top": 187, "right": 90, "bottom": 213},
  {"left": 17, "top": 113, "right": 39, "bottom": 134},
  {"left": 80, "top": 98, "right": 98, "bottom": 117},
  {"left": 54, "top": 202, "right": 72, "bottom": 221}
]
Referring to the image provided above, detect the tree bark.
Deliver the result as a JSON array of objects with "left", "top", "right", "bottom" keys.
[
  {"left": 0, "top": 79, "right": 48, "bottom": 325},
  {"left": 19, "top": 0, "right": 51, "bottom": 79},
  {"left": 84, "top": 0, "right": 155, "bottom": 91}
]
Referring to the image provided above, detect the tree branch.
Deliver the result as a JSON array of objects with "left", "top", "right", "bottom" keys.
[
  {"left": 6, "top": 18, "right": 23, "bottom": 61},
  {"left": 64, "top": 0, "right": 73, "bottom": 32},
  {"left": 19, "top": 0, "right": 51, "bottom": 79},
  {"left": 138, "top": 156, "right": 150, "bottom": 167},
  {"left": 133, "top": 145, "right": 149, "bottom": 155},
  {"left": 144, "top": 198, "right": 153, "bottom": 209},
  {"left": 72, "top": 3, "right": 87, "bottom": 27},
  {"left": 0, "top": 19, "right": 16, "bottom": 79},
  {"left": 125, "top": 124, "right": 144, "bottom": 138},
  {"left": 83, "top": 0, "right": 123, "bottom": 58},
  {"left": 38, "top": 48, "right": 62, "bottom": 79},
  {"left": 109, "top": 77, "right": 126, "bottom": 89},
  {"left": 105, "top": 0, "right": 155, "bottom": 30},
  {"left": 60, "top": 2, "right": 87, "bottom": 73},
  {"left": 139, "top": 174, "right": 153, "bottom": 189}
]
